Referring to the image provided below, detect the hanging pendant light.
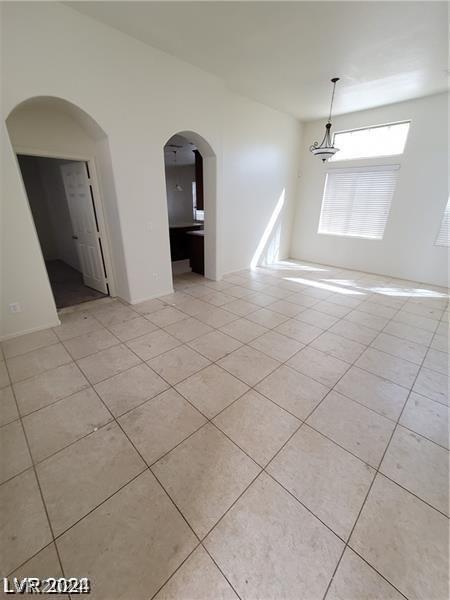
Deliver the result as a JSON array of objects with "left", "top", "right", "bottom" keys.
[
  {"left": 173, "top": 150, "right": 183, "bottom": 192},
  {"left": 309, "top": 77, "right": 340, "bottom": 162}
]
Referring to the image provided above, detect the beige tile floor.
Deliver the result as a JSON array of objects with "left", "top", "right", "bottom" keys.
[{"left": 1, "top": 260, "right": 449, "bottom": 600}]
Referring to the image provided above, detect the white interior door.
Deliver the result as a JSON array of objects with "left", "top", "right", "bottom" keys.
[{"left": 60, "top": 162, "right": 108, "bottom": 294}]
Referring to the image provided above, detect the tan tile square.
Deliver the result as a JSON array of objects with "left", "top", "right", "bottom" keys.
[
  {"left": 6, "top": 543, "right": 64, "bottom": 600},
  {"left": 94, "top": 363, "right": 169, "bottom": 416},
  {"left": 0, "top": 386, "right": 18, "bottom": 426},
  {"left": 286, "top": 292, "right": 319, "bottom": 308},
  {"left": 23, "top": 388, "right": 112, "bottom": 462},
  {"left": 222, "top": 299, "right": 258, "bottom": 317},
  {"left": 204, "top": 473, "right": 343, "bottom": 599},
  {"left": 344, "top": 310, "right": 389, "bottom": 331},
  {"left": 154, "top": 546, "right": 238, "bottom": 600},
  {"left": 126, "top": 329, "right": 181, "bottom": 361},
  {"left": 328, "top": 319, "right": 378, "bottom": 345},
  {"left": 13, "top": 363, "right": 89, "bottom": 416},
  {"left": 57, "top": 471, "right": 196, "bottom": 600},
  {"left": 246, "top": 308, "right": 289, "bottom": 328},
  {"left": 413, "top": 367, "right": 448, "bottom": 405},
  {"left": 245, "top": 292, "right": 278, "bottom": 307},
  {"left": 267, "top": 299, "right": 304, "bottom": 317},
  {"left": 356, "top": 348, "right": 419, "bottom": 388},
  {"left": 77, "top": 344, "right": 140, "bottom": 384},
  {"left": 287, "top": 346, "right": 350, "bottom": 387},
  {"left": 219, "top": 318, "right": 269, "bottom": 343},
  {"left": 188, "top": 331, "right": 242, "bottom": 361},
  {"left": 226, "top": 285, "right": 254, "bottom": 299},
  {"left": 350, "top": 475, "right": 448, "bottom": 600},
  {"left": 176, "top": 365, "right": 249, "bottom": 418},
  {"left": 0, "top": 420, "right": 32, "bottom": 484},
  {"left": 359, "top": 301, "right": 397, "bottom": 319},
  {"left": 381, "top": 426, "right": 449, "bottom": 515},
  {"left": 431, "top": 333, "right": 448, "bottom": 352},
  {"left": 269, "top": 426, "right": 374, "bottom": 539},
  {"left": 195, "top": 307, "right": 238, "bottom": 328},
  {"left": 371, "top": 333, "right": 428, "bottom": 365},
  {"left": 394, "top": 311, "right": 438, "bottom": 333},
  {"left": 54, "top": 311, "right": 103, "bottom": 341},
  {"left": 400, "top": 392, "right": 449, "bottom": 448},
  {"left": 7, "top": 344, "right": 72, "bottom": 383},
  {"left": 152, "top": 424, "right": 260, "bottom": 538},
  {"left": 335, "top": 366, "right": 408, "bottom": 420},
  {"left": 0, "top": 361, "right": 10, "bottom": 389},
  {"left": 37, "top": 423, "right": 145, "bottom": 535},
  {"left": 90, "top": 302, "right": 137, "bottom": 328},
  {"left": 256, "top": 365, "right": 328, "bottom": 420},
  {"left": 2, "top": 329, "right": 58, "bottom": 359},
  {"left": 132, "top": 298, "right": 166, "bottom": 315},
  {"left": 0, "top": 469, "right": 52, "bottom": 575},
  {"left": 250, "top": 331, "right": 303, "bottom": 362},
  {"left": 296, "top": 308, "right": 339, "bottom": 329},
  {"left": 327, "top": 548, "right": 404, "bottom": 600},
  {"left": 119, "top": 388, "right": 206, "bottom": 464},
  {"left": 384, "top": 321, "right": 433, "bottom": 345},
  {"left": 307, "top": 391, "right": 395, "bottom": 467},
  {"left": 201, "top": 290, "right": 235, "bottom": 307},
  {"left": 164, "top": 317, "right": 213, "bottom": 342},
  {"left": 148, "top": 346, "right": 210, "bottom": 385},
  {"left": 63, "top": 328, "right": 119, "bottom": 359},
  {"left": 108, "top": 316, "right": 158, "bottom": 341},
  {"left": 213, "top": 390, "right": 299, "bottom": 466},
  {"left": 314, "top": 300, "right": 351, "bottom": 318},
  {"left": 147, "top": 306, "right": 189, "bottom": 327},
  {"left": 218, "top": 345, "right": 280, "bottom": 386},
  {"left": 423, "top": 348, "right": 448, "bottom": 375},
  {"left": 311, "top": 331, "right": 365, "bottom": 363},
  {"left": 274, "top": 318, "right": 324, "bottom": 345}
]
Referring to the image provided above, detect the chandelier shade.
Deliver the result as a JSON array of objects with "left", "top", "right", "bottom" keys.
[{"left": 309, "top": 77, "right": 340, "bottom": 163}]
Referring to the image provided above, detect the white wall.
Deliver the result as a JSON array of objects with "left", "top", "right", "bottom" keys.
[
  {"left": 165, "top": 165, "right": 195, "bottom": 225},
  {"left": 1, "top": 2, "right": 301, "bottom": 339},
  {"left": 291, "top": 93, "right": 449, "bottom": 287},
  {"left": 291, "top": 94, "right": 448, "bottom": 285}
]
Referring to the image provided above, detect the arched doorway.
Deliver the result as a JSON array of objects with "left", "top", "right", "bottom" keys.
[
  {"left": 163, "top": 130, "right": 217, "bottom": 283},
  {"left": 6, "top": 96, "right": 119, "bottom": 309}
]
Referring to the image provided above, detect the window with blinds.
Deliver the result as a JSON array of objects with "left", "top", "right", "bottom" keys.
[
  {"left": 435, "top": 200, "right": 449, "bottom": 247},
  {"left": 318, "top": 165, "right": 400, "bottom": 240}
]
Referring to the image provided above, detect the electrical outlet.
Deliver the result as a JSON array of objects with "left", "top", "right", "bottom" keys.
[
  {"left": 9, "top": 303, "right": 21, "bottom": 313},
  {"left": 152, "top": 272, "right": 158, "bottom": 279}
]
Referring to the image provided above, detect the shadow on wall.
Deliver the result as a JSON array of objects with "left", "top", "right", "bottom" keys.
[{"left": 251, "top": 189, "right": 286, "bottom": 269}]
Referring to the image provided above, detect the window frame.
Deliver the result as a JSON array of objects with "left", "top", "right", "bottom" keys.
[{"left": 330, "top": 120, "right": 411, "bottom": 163}]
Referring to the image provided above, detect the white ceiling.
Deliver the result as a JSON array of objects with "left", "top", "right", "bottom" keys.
[{"left": 66, "top": 1, "right": 449, "bottom": 120}]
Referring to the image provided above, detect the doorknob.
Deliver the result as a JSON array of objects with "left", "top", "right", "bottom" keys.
[{"left": 72, "top": 235, "right": 79, "bottom": 239}]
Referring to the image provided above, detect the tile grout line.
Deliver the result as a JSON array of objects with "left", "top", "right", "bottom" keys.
[{"left": 1, "top": 267, "right": 447, "bottom": 595}]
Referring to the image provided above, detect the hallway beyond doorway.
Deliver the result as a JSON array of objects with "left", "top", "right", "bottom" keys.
[{"left": 46, "top": 260, "right": 106, "bottom": 309}]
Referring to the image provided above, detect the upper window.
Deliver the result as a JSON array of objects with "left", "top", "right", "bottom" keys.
[
  {"left": 435, "top": 200, "right": 449, "bottom": 247},
  {"left": 330, "top": 121, "right": 410, "bottom": 162},
  {"left": 318, "top": 165, "right": 399, "bottom": 240}
]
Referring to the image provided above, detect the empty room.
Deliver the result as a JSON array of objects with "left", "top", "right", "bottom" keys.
[{"left": 0, "top": 2, "right": 448, "bottom": 599}]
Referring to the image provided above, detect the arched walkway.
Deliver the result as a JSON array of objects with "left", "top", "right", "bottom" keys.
[
  {"left": 163, "top": 130, "right": 217, "bottom": 282},
  {"left": 5, "top": 96, "right": 123, "bottom": 313}
]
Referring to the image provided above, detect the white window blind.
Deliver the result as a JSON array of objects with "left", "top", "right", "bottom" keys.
[
  {"left": 318, "top": 165, "right": 399, "bottom": 240},
  {"left": 435, "top": 200, "right": 450, "bottom": 247}
]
